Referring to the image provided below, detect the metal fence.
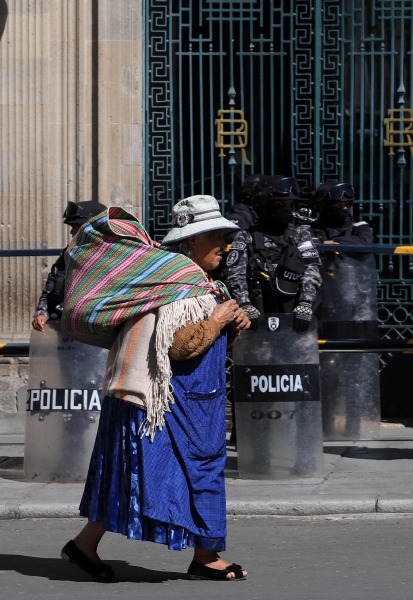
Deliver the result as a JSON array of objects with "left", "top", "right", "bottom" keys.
[{"left": 144, "top": 0, "right": 413, "bottom": 343}]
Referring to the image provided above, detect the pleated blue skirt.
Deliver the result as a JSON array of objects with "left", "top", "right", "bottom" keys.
[{"left": 79, "top": 332, "right": 228, "bottom": 551}]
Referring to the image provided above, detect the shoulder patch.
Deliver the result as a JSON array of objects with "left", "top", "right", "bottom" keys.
[
  {"left": 231, "top": 241, "right": 246, "bottom": 251},
  {"left": 298, "top": 240, "right": 319, "bottom": 259},
  {"left": 226, "top": 250, "right": 240, "bottom": 267},
  {"left": 297, "top": 240, "right": 314, "bottom": 252}
]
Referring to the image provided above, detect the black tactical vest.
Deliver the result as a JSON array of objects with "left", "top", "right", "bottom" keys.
[{"left": 248, "top": 227, "right": 306, "bottom": 314}]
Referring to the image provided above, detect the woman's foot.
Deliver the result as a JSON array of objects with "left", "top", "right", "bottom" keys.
[
  {"left": 61, "top": 540, "right": 116, "bottom": 582},
  {"left": 61, "top": 521, "right": 115, "bottom": 581},
  {"left": 73, "top": 521, "right": 105, "bottom": 565},
  {"left": 72, "top": 537, "right": 102, "bottom": 566},
  {"left": 191, "top": 550, "right": 247, "bottom": 580}
]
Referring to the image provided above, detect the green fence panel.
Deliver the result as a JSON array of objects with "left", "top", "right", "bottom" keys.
[{"left": 144, "top": 0, "right": 413, "bottom": 341}]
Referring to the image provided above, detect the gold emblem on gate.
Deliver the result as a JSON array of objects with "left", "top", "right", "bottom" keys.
[
  {"left": 215, "top": 109, "right": 251, "bottom": 164},
  {"left": 384, "top": 109, "right": 413, "bottom": 157}
]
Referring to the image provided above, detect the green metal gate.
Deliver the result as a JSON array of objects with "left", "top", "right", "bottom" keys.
[{"left": 144, "top": 0, "right": 413, "bottom": 342}]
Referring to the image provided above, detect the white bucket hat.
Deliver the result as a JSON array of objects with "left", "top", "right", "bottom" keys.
[{"left": 162, "top": 195, "right": 239, "bottom": 245}]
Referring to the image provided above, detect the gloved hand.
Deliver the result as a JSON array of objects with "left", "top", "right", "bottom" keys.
[
  {"left": 293, "top": 302, "right": 312, "bottom": 332},
  {"left": 241, "top": 303, "right": 260, "bottom": 330}
]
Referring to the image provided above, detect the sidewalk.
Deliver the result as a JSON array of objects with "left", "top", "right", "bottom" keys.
[{"left": 2, "top": 425, "right": 413, "bottom": 519}]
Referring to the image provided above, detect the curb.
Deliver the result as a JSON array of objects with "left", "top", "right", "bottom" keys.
[
  {"left": 0, "top": 504, "right": 80, "bottom": 520},
  {"left": 226, "top": 499, "right": 376, "bottom": 516},
  {"left": 1, "top": 499, "right": 413, "bottom": 519}
]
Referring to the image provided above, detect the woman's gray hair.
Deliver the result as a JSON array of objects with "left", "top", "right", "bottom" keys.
[
  {"left": 169, "top": 232, "right": 209, "bottom": 260},
  {"left": 170, "top": 239, "right": 193, "bottom": 259}
]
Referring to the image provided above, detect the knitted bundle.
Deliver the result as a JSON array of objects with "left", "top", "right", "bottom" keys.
[{"left": 61, "top": 206, "right": 220, "bottom": 349}]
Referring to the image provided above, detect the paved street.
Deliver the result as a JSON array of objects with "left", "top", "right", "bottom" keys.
[{"left": 0, "top": 515, "right": 412, "bottom": 600}]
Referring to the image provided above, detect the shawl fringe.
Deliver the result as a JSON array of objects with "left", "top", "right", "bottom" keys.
[{"left": 139, "top": 294, "right": 217, "bottom": 440}]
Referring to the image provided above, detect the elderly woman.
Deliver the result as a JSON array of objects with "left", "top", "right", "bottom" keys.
[{"left": 61, "top": 196, "right": 250, "bottom": 582}]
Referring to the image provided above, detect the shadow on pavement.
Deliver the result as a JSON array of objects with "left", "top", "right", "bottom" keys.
[
  {"left": 0, "top": 457, "right": 25, "bottom": 481},
  {"left": 325, "top": 446, "right": 413, "bottom": 460},
  {"left": 0, "top": 554, "right": 188, "bottom": 583}
]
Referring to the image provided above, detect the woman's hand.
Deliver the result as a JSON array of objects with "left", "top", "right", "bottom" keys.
[
  {"left": 211, "top": 300, "right": 251, "bottom": 331},
  {"left": 211, "top": 300, "right": 240, "bottom": 330},
  {"left": 230, "top": 306, "right": 251, "bottom": 331}
]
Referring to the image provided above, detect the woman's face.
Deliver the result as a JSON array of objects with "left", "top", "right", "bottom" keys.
[
  {"left": 70, "top": 225, "right": 80, "bottom": 237},
  {"left": 188, "top": 230, "right": 227, "bottom": 271}
]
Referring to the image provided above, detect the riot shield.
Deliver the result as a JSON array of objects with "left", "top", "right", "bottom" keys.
[
  {"left": 319, "top": 252, "right": 380, "bottom": 440},
  {"left": 232, "top": 314, "right": 323, "bottom": 480},
  {"left": 24, "top": 321, "right": 108, "bottom": 482},
  {"left": 320, "top": 252, "right": 377, "bottom": 324}
]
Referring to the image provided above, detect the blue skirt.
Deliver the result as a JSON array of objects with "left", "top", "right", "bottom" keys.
[{"left": 80, "top": 333, "right": 228, "bottom": 551}]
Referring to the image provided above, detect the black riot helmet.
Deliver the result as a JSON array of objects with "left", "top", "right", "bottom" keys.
[
  {"left": 236, "top": 174, "right": 268, "bottom": 205},
  {"left": 63, "top": 201, "right": 107, "bottom": 225},
  {"left": 254, "top": 175, "right": 301, "bottom": 203},
  {"left": 312, "top": 182, "right": 355, "bottom": 214},
  {"left": 253, "top": 175, "right": 301, "bottom": 211},
  {"left": 252, "top": 175, "right": 301, "bottom": 228}
]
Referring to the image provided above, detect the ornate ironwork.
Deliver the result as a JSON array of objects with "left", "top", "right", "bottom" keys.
[
  {"left": 320, "top": 0, "right": 342, "bottom": 184},
  {"left": 292, "top": 2, "right": 314, "bottom": 192},
  {"left": 143, "top": 0, "right": 172, "bottom": 238},
  {"left": 144, "top": 0, "right": 413, "bottom": 342},
  {"left": 144, "top": 0, "right": 293, "bottom": 240}
]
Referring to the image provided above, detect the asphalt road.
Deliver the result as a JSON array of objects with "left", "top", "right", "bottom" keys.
[{"left": 0, "top": 515, "right": 412, "bottom": 600}]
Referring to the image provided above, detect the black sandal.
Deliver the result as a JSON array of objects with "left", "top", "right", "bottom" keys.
[
  {"left": 61, "top": 540, "right": 116, "bottom": 582},
  {"left": 187, "top": 559, "right": 246, "bottom": 581}
]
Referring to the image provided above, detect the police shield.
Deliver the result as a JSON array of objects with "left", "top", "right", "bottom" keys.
[
  {"left": 24, "top": 321, "right": 108, "bottom": 482},
  {"left": 318, "top": 252, "right": 380, "bottom": 440},
  {"left": 233, "top": 314, "right": 323, "bottom": 480}
]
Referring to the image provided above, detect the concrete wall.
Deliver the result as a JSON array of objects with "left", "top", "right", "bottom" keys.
[{"left": 0, "top": 0, "right": 143, "bottom": 420}]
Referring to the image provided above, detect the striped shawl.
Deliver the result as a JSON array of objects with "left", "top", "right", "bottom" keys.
[
  {"left": 62, "top": 207, "right": 229, "bottom": 438},
  {"left": 62, "top": 206, "right": 227, "bottom": 349}
]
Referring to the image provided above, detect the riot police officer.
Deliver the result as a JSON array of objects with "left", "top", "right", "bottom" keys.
[
  {"left": 311, "top": 181, "right": 373, "bottom": 246},
  {"left": 310, "top": 181, "right": 374, "bottom": 325},
  {"left": 310, "top": 182, "right": 379, "bottom": 439},
  {"left": 32, "top": 201, "right": 106, "bottom": 332},
  {"left": 224, "top": 175, "right": 322, "bottom": 331}
]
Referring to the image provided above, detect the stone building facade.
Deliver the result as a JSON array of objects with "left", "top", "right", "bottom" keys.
[{"left": 0, "top": 0, "right": 143, "bottom": 425}]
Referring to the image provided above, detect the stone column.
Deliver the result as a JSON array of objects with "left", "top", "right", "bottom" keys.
[
  {"left": 0, "top": 0, "right": 144, "bottom": 421},
  {"left": 0, "top": 0, "right": 51, "bottom": 417},
  {"left": 48, "top": 0, "right": 81, "bottom": 247},
  {"left": 95, "top": 0, "right": 142, "bottom": 216},
  {"left": 0, "top": 1, "right": 50, "bottom": 341}
]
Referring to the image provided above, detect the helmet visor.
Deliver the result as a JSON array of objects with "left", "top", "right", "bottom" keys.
[
  {"left": 327, "top": 183, "right": 355, "bottom": 201},
  {"left": 272, "top": 177, "right": 301, "bottom": 197}
]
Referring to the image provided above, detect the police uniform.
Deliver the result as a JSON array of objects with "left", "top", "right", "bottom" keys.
[
  {"left": 311, "top": 215, "right": 374, "bottom": 325},
  {"left": 212, "top": 201, "right": 258, "bottom": 282},
  {"left": 311, "top": 217, "right": 373, "bottom": 246},
  {"left": 32, "top": 249, "right": 67, "bottom": 321},
  {"left": 224, "top": 224, "right": 322, "bottom": 314}
]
